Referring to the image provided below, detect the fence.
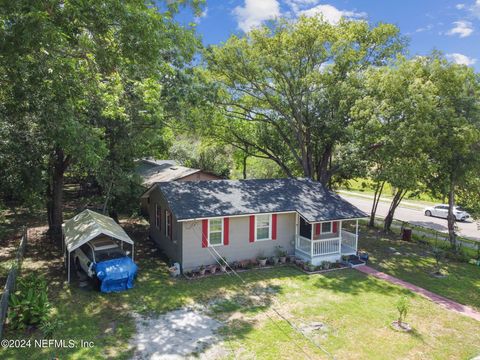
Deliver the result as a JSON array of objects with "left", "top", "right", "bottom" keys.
[
  {"left": 363, "top": 217, "right": 480, "bottom": 255},
  {"left": 0, "top": 227, "right": 27, "bottom": 340}
]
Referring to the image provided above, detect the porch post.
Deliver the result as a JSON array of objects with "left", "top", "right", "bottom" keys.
[
  {"left": 310, "top": 222, "right": 314, "bottom": 256},
  {"left": 339, "top": 221, "right": 342, "bottom": 253},
  {"left": 355, "top": 219, "right": 359, "bottom": 250},
  {"left": 295, "top": 213, "right": 299, "bottom": 251},
  {"left": 67, "top": 250, "right": 71, "bottom": 283}
]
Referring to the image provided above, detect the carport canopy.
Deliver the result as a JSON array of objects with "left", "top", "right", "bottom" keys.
[{"left": 63, "top": 209, "right": 134, "bottom": 282}]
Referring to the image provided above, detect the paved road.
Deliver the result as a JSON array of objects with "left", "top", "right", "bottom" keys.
[{"left": 340, "top": 194, "right": 480, "bottom": 241}]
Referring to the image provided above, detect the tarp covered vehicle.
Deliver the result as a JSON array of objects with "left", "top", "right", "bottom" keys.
[
  {"left": 63, "top": 210, "right": 138, "bottom": 292},
  {"left": 95, "top": 256, "right": 138, "bottom": 293}
]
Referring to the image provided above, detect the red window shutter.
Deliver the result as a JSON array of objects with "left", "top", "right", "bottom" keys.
[
  {"left": 272, "top": 214, "right": 277, "bottom": 240},
  {"left": 333, "top": 221, "right": 338, "bottom": 233},
  {"left": 249, "top": 215, "right": 255, "bottom": 242},
  {"left": 315, "top": 223, "right": 321, "bottom": 235},
  {"left": 223, "top": 218, "right": 230, "bottom": 245},
  {"left": 202, "top": 219, "right": 208, "bottom": 248}
]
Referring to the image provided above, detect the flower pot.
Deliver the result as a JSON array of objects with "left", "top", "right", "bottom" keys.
[
  {"left": 279, "top": 256, "right": 287, "bottom": 264},
  {"left": 288, "top": 255, "right": 296, "bottom": 263},
  {"left": 199, "top": 268, "right": 206, "bottom": 276},
  {"left": 258, "top": 258, "right": 267, "bottom": 267},
  {"left": 208, "top": 266, "right": 217, "bottom": 274},
  {"left": 271, "top": 257, "right": 279, "bottom": 265}
]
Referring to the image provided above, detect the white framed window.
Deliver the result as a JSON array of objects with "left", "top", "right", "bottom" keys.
[
  {"left": 165, "top": 210, "right": 172, "bottom": 238},
  {"left": 255, "top": 214, "right": 272, "bottom": 241},
  {"left": 321, "top": 221, "right": 332, "bottom": 234},
  {"left": 208, "top": 218, "right": 224, "bottom": 246}
]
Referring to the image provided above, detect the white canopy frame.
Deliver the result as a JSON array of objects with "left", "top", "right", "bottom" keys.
[{"left": 62, "top": 209, "right": 135, "bottom": 283}]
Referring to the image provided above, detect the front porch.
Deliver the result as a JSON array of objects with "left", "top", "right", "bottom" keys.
[{"left": 295, "top": 217, "right": 359, "bottom": 266}]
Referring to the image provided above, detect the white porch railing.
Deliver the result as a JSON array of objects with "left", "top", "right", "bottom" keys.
[
  {"left": 295, "top": 230, "right": 358, "bottom": 257},
  {"left": 341, "top": 230, "right": 357, "bottom": 251},
  {"left": 296, "top": 236, "right": 340, "bottom": 256}
]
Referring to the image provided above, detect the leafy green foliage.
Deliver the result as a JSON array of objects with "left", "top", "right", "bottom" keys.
[
  {"left": 8, "top": 274, "right": 51, "bottom": 330},
  {"left": 204, "top": 16, "right": 405, "bottom": 184},
  {"left": 396, "top": 296, "right": 409, "bottom": 325},
  {"left": 0, "top": 0, "right": 203, "bottom": 229}
]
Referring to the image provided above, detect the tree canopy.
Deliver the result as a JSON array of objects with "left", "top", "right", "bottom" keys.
[{"left": 204, "top": 16, "right": 405, "bottom": 184}]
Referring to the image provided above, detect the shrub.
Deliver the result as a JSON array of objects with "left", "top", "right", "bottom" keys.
[{"left": 8, "top": 274, "right": 51, "bottom": 330}]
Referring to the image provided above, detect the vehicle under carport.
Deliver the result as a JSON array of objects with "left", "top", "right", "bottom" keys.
[{"left": 63, "top": 209, "right": 137, "bottom": 292}]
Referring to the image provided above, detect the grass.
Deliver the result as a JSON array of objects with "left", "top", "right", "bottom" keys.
[
  {"left": 339, "top": 178, "right": 441, "bottom": 203},
  {"left": 359, "top": 225, "right": 480, "bottom": 311},
  {"left": 2, "top": 219, "right": 480, "bottom": 359}
]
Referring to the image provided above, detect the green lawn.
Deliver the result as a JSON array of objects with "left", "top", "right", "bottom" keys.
[
  {"left": 359, "top": 226, "right": 480, "bottom": 311},
  {"left": 2, "top": 220, "right": 480, "bottom": 360},
  {"left": 339, "top": 178, "right": 441, "bottom": 203}
]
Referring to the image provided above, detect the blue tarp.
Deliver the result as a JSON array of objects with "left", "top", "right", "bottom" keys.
[{"left": 95, "top": 256, "right": 138, "bottom": 293}]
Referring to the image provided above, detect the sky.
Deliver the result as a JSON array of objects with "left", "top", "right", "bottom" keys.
[{"left": 175, "top": 0, "right": 480, "bottom": 70}]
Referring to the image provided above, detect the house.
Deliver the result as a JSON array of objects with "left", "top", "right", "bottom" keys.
[
  {"left": 145, "top": 178, "right": 367, "bottom": 271},
  {"left": 136, "top": 158, "right": 222, "bottom": 215}
]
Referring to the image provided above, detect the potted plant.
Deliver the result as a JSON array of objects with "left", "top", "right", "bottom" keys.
[
  {"left": 270, "top": 256, "right": 279, "bottom": 265},
  {"left": 257, "top": 252, "right": 267, "bottom": 267},
  {"left": 321, "top": 261, "right": 330, "bottom": 270},
  {"left": 198, "top": 265, "right": 206, "bottom": 276},
  {"left": 275, "top": 246, "right": 287, "bottom": 263},
  {"left": 208, "top": 264, "right": 217, "bottom": 274},
  {"left": 306, "top": 262, "right": 316, "bottom": 272},
  {"left": 288, "top": 254, "right": 296, "bottom": 263}
]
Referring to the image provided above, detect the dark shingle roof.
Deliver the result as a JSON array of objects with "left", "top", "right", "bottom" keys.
[{"left": 155, "top": 178, "right": 366, "bottom": 222}]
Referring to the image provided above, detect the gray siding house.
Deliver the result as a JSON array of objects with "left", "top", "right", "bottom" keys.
[
  {"left": 137, "top": 158, "right": 222, "bottom": 216},
  {"left": 146, "top": 178, "right": 366, "bottom": 271}
]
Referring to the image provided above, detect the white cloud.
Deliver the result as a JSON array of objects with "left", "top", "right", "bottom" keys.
[
  {"left": 446, "top": 53, "right": 477, "bottom": 66},
  {"left": 465, "top": 0, "right": 480, "bottom": 17},
  {"left": 297, "top": 4, "right": 367, "bottom": 24},
  {"left": 456, "top": 3, "right": 466, "bottom": 9},
  {"left": 446, "top": 20, "right": 474, "bottom": 37},
  {"left": 285, "top": 0, "right": 320, "bottom": 15},
  {"left": 233, "top": 0, "right": 281, "bottom": 32},
  {"left": 416, "top": 24, "right": 434, "bottom": 33}
]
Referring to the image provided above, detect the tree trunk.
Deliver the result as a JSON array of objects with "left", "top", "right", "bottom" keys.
[
  {"left": 447, "top": 179, "right": 457, "bottom": 250},
  {"left": 369, "top": 181, "right": 385, "bottom": 227},
  {"left": 316, "top": 144, "right": 333, "bottom": 185},
  {"left": 242, "top": 154, "right": 248, "bottom": 179},
  {"left": 47, "top": 148, "right": 69, "bottom": 245},
  {"left": 384, "top": 188, "right": 406, "bottom": 232}
]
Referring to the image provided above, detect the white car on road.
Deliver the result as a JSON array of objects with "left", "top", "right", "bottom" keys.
[{"left": 424, "top": 204, "right": 471, "bottom": 222}]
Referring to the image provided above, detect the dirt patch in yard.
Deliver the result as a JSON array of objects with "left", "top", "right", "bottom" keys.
[{"left": 130, "top": 308, "right": 228, "bottom": 359}]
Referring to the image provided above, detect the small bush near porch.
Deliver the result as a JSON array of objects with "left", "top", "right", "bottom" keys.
[{"left": 3, "top": 218, "right": 480, "bottom": 359}]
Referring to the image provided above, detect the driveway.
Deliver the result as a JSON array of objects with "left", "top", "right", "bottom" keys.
[{"left": 340, "top": 194, "right": 480, "bottom": 241}]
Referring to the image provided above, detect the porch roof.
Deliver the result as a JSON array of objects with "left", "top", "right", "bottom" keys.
[{"left": 153, "top": 178, "right": 366, "bottom": 222}]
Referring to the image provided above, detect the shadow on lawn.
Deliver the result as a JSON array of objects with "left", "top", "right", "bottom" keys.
[{"left": 314, "top": 270, "right": 413, "bottom": 298}]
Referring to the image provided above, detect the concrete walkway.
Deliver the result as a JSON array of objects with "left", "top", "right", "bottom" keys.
[{"left": 356, "top": 265, "right": 480, "bottom": 322}]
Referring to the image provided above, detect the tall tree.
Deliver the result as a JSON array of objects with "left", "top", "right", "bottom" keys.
[
  {"left": 0, "top": 0, "right": 201, "bottom": 242},
  {"left": 204, "top": 16, "right": 405, "bottom": 185},
  {"left": 352, "top": 57, "right": 437, "bottom": 231},
  {"left": 424, "top": 58, "right": 480, "bottom": 248}
]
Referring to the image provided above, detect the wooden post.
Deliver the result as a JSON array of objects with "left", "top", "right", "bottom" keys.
[
  {"left": 355, "top": 219, "right": 359, "bottom": 251},
  {"left": 339, "top": 221, "right": 343, "bottom": 253},
  {"left": 311, "top": 222, "right": 314, "bottom": 257}
]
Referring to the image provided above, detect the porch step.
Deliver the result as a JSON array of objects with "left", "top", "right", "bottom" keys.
[{"left": 345, "top": 255, "right": 366, "bottom": 268}]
